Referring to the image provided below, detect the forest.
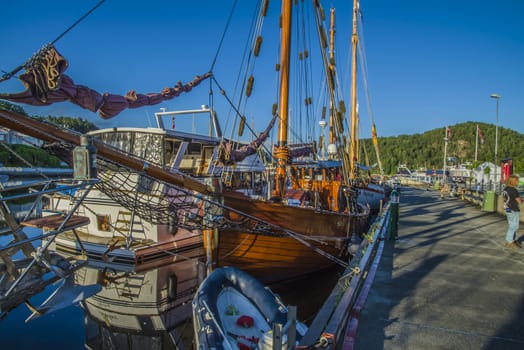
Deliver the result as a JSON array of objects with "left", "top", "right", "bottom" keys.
[{"left": 360, "top": 121, "right": 524, "bottom": 175}]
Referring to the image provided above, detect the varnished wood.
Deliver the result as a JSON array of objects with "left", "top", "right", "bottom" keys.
[{"left": 21, "top": 214, "right": 90, "bottom": 231}]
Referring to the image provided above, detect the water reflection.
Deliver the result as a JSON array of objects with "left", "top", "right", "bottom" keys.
[
  {"left": 80, "top": 255, "right": 205, "bottom": 350},
  {"left": 1, "top": 244, "right": 339, "bottom": 349}
]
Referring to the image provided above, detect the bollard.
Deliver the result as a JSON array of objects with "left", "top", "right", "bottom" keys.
[{"left": 388, "top": 189, "right": 399, "bottom": 240}]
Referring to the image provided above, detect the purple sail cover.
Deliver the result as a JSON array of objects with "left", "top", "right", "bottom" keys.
[
  {"left": 219, "top": 113, "right": 278, "bottom": 165},
  {"left": 0, "top": 46, "right": 211, "bottom": 119}
]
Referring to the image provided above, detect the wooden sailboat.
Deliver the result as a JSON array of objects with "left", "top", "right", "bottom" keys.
[{"left": 211, "top": 0, "right": 371, "bottom": 284}]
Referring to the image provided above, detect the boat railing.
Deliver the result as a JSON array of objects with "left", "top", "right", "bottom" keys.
[
  {"left": 0, "top": 177, "right": 98, "bottom": 319},
  {"left": 154, "top": 105, "right": 222, "bottom": 138},
  {"left": 299, "top": 200, "right": 396, "bottom": 349}
]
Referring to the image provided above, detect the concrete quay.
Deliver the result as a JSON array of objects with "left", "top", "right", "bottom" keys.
[{"left": 354, "top": 187, "right": 524, "bottom": 350}]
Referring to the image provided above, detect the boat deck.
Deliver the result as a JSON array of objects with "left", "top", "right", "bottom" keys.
[{"left": 353, "top": 187, "right": 524, "bottom": 349}]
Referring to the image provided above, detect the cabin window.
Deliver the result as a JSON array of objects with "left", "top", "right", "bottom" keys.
[
  {"left": 165, "top": 140, "right": 181, "bottom": 165},
  {"left": 187, "top": 142, "right": 202, "bottom": 155},
  {"left": 96, "top": 214, "right": 111, "bottom": 232}
]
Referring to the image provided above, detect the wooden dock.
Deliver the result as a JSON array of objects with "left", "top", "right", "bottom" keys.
[{"left": 352, "top": 187, "right": 524, "bottom": 349}]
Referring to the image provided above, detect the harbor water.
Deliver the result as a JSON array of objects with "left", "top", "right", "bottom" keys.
[{"left": 0, "top": 228, "right": 340, "bottom": 350}]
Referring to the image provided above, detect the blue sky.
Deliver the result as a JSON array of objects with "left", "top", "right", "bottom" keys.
[{"left": 1, "top": 0, "right": 523, "bottom": 139}]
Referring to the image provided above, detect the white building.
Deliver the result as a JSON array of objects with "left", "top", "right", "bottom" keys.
[{"left": 471, "top": 162, "right": 500, "bottom": 186}]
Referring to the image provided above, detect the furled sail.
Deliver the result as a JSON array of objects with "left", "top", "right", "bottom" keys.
[
  {"left": 0, "top": 45, "right": 211, "bottom": 119},
  {"left": 289, "top": 143, "right": 315, "bottom": 159},
  {"left": 217, "top": 112, "right": 278, "bottom": 165}
]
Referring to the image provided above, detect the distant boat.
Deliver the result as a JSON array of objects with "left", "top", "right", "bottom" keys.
[{"left": 192, "top": 266, "right": 307, "bottom": 350}]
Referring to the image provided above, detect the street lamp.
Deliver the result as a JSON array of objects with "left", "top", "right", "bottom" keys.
[{"left": 490, "top": 93, "right": 500, "bottom": 190}]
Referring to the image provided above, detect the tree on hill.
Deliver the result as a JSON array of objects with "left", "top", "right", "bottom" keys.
[
  {"left": 360, "top": 121, "right": 524, "bottom": 175},
  {"left": 0, "top": 100, "right": 98, "bottom": 167},
  {"left": 1, "top": 100, "right": 98, "bottom": 133},
  {"left": 33, "top": 115, "right": 98, "bottom": 134},
  {"left": 0, "top": 100, "right": 27, "bottom": 115},
  {"left": 0, "top": 144, "right": 65, "bottom": 168}
]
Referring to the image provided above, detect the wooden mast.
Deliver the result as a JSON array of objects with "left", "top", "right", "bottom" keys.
[
  {"left": 349, "top": 0, "right": 359, "bottom": 180},
  {"left": 329, "top": 8, "right": 336, "bottom": 147},
  {"left": 274, "top": 0, "right": 292, "bottom": 197}
]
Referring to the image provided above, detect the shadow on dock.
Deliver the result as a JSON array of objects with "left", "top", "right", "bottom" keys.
[{"left": 354, "top": 187, "right": 524, "bottom": 349}]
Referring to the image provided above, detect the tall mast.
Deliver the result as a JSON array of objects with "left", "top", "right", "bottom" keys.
[
  {"left": 349, "top": 0, "right": 359, "bottom": 180},
  {"left": 274, "top": 0, "right": 292, "bottom": 197},
  {"left": 329, "top": 8, "right": 335, "bottom": 147}
]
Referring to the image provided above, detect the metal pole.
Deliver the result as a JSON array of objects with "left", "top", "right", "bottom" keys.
[
  {"left": 490, "top": 94, "right": 500, "bottom": 191},
  {"left": 495, "top": 98, "right": 499, "bottom": 187},
  {"left": 475, "top": 124, "right": 478, "bottom": 162},
  {"left": 443, "top": 126, "right": 448, "bottom": 182}
]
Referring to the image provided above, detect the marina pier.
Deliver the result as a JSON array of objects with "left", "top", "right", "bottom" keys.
[{"left": 353, "top": 187, "right": 524, "bottom": 349}]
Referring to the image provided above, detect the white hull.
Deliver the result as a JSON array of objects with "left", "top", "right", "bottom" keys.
[{"left": 357, "top": 183, "right": 386, "bottom": 211}]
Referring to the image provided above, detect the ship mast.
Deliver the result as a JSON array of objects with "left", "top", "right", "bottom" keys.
[
  {"left": 349, "top": 0, "right": 359, "bottom": 180},
  {"left": 329, "top": 8, "right": 336, "bottom": 148},
  {"left": 274, "top": 0, "right": 292, "bottom": 198}
]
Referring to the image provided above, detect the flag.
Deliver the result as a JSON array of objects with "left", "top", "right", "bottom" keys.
[
  {"left": 477, "top": 125, "right": 484, "bottom": 144},
  {"left": 501, "top": 159, "right": 513, "bottom": 183},
  {"left": 445, "top": 126, "right": 452, "bottom": 142}
]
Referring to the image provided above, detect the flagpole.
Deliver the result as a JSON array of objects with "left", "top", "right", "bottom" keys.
[
  {"left": 443, "top": 126, "right": 448, "bottom": 182},
  {"left": 475, "top": 124, "right": 478, "bottom": 162}
]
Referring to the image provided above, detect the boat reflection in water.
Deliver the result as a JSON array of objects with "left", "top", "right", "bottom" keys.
[{"left": 77, "top": 252, "right": 205, "bottom": 350}]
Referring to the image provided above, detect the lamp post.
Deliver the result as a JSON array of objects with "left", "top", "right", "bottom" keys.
[{"left": 490, "top": 93, "right": 500, "bottom": 190}]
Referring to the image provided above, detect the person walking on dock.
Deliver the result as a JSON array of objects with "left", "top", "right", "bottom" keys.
[{"left": 502, "top": 174, "right": 522, "bottom": 248}]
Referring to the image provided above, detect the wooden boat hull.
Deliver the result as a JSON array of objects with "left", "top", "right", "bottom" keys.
[
  {"left": 222, "top": 190, "right": 368, "bottom": 236},
  {"left": 217, "top": 191, "right": 370, "bottom": 284},
  {"left": 217, "top": 230, "right": 345, "bottom": 284}
]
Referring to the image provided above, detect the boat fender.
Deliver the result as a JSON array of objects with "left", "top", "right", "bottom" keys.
[{"left": 236, "top": 315, "right": 254, "bottom": 328}]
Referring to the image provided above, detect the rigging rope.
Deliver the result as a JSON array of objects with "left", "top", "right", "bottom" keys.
[
  {"left": 211, "top": 76, "right": 274, "bottom": 159},
  {"left": 356, "top": 8, "right": 384, "bottom": 175},
  {"left": 312, "top": 4, "right": 352, "bottom": 183},
  {"left": 209, "top": 0, "right": 239, "bottom": 73},
  {"left": 0, "top": 0, "right": 105, "bottom": 83}
]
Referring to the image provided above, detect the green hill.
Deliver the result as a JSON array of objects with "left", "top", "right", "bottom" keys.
[{"left": 360, "top": 121, "right": 524, "bottom": 175}]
